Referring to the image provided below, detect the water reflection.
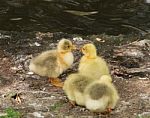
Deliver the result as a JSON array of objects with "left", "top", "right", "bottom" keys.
[{"left": 0, "top": 0, "right": 149, "bottom": 35}]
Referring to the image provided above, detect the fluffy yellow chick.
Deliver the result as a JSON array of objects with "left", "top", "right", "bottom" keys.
[
  {"left": 78, "top": 43, "right": 110, "bottom": 80},
  {"left": 84, "top": 75, "right": 119, "bottom": 113},
  {"left": 63, "top": 73, "right": 96, "bottom": 106},
  {"left": 29, "top": 38, "right": 75, "bottom": 87}
]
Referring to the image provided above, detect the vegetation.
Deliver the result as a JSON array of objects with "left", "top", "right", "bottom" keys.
[
  {"left": 50, "top": 101, "right": 64, "bottom": 111},
  {"left": 0, "top": 108, "right": 21, "bottom": 118}
]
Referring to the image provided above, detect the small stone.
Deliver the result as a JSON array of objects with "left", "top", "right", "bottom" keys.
[
  {"left": 139, "top": 77, "right": 148, "bottom": 80},
  {"left": 27, "top": 72, "right": 34, "bottom": 75},
  {"left": 80, "top": 107, "right": 86, "bottom": 112},
  {"left": 33, "top": 112, "right": 44, "bottom": 118},
  {"left": 73, "top": 37, "right": 83, "bottom": 41},
  {"left": 96, "top": 38, "right": 105, "bottom": 42},
  {"left": 11, "top": 67, "right": 18, "bottom": 70},
  {"left": 42, "top": 88, "right": 46, "bottom": 91},
  {"left": 96, "top": 38, "right": 102, "bottom": 41},
  {"left": 34, "top": 42, "right": 41, "bottom": 46}
]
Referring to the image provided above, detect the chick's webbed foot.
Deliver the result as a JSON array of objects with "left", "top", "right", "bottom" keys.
[
  {"left": 101, "top": 108, "right": 112, "bottom": 115},
  {"left": 69, "top": 100, "right": 76, "bottom": 108},
  {"left": 107, "top": 108, "right": 112, "bottom": 113},
  {"left": 49, "top": 77, "right": 64, "bottom": 88},
  {"left": 70, "top": 100, "right": 75, "bottom": 106}
]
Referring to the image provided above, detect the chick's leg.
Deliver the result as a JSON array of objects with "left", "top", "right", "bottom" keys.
[{"left": 49, "top": 77, "right": 64, "bottom": 88}]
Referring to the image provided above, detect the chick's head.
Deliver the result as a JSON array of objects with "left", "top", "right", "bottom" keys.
[
  {"left": 58, "top": 38, "right": 75, "bottom": 52},
  {"left": 81, "top": 43, "right": 97, "bottom": 58}
]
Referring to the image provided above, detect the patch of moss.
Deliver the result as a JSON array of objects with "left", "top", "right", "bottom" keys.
[
  {"left": 49, "top": 101, "right": 64, "bottom": 111},
  {"left": 0, "top": 107, "right": 21, "bottom": 118}
]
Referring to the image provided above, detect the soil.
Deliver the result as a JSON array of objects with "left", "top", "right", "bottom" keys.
[
  {"left": 0, "top": 1, "right": 150, "bottom": 118},
  {"left": 0, "top": 31, "right": 149, "bottom": 118}
]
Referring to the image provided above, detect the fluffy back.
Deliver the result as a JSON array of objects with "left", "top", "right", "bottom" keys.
[
  {"left": 88, "top": 83, "right": 111, "bottom": 100},
  {"left": 72, "top": 74, "right": 94, "bottom": 93}
]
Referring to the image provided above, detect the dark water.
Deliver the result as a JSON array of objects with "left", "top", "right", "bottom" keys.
[{"left": 0, "top": 0, "right": 150, "bottom": 35}]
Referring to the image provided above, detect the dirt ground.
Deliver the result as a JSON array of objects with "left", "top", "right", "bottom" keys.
[{"left": 0, "top": 31, "right": 150, "bottom": 118}]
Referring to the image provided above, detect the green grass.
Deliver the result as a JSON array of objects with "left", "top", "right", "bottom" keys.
[
  {"left": 137, "top": 116, "right": 143, "bottom": 118},
  {"left": 50, "top": 101, "right": 64, "bottom": 111},
  {"left": 0, "top": 108, "right": 21, "bottom": 118}
]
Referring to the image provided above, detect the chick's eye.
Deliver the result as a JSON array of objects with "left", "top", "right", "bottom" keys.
[{"left": 67, "top": 45, "right": 70, "bottom": 48}]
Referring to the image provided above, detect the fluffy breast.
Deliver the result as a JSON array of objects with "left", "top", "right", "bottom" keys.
[{"left": 63, "top": 52, "right": 74, "bottom": 66}]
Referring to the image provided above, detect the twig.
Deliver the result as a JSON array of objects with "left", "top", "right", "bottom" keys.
[{"left": 122, "top": 24, "right": 148, "bottom": 34}]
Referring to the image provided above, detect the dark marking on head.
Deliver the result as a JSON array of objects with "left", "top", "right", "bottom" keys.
[{"left": 61, "top": 40, "right": 72, "bottom": 50}]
